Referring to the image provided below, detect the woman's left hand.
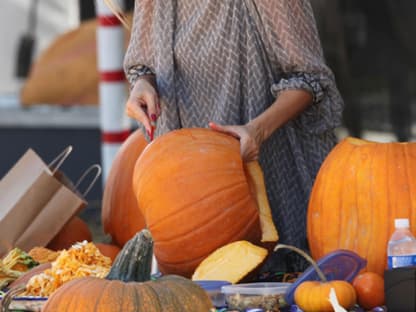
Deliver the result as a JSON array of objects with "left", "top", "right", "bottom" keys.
[{"left": 209, "top": 121, "right": 264, "bottom": 162}]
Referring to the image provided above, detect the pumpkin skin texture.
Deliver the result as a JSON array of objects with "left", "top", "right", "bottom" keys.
[
  {"left": 308, "top": 137, "right": 416, "bottom": 276},
  {"left": 47, "top": 216, "right": 92, "bottom": 251},
  {"left": 294, "top": 280, "right": 356, "bottom": 312},
  {"left": 133, "top": 128, "right": 277, "bottom": 277},
  {"left": 42, "top": 275, "right": 212, "bottom": 312},
  {"left": 102, "top": 129, "right": 148, "bottom": 246},
  {"left": 352, "top": 271, "right": 385, "bottom": 310},
  {"left": 42, "top": 230, "right": 213, "bottom": 312}
]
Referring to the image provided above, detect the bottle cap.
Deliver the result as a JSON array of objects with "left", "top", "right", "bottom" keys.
[{"left": 395, "top": 218, "right": 410, "bottom": 228}]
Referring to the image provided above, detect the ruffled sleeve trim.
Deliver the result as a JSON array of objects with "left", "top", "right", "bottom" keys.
[
  {"left": 126, "top": 65, "right": 155, "bottom": 89},
  {"left": 271, "top": 72, "right": 324, "bottom": 104}
]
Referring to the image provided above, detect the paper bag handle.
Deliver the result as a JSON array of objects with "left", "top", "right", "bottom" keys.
[
  {"left": 74, "top": 164, "right": 102, "bottom": 197},
  {"left": 48, "top": 145, "right": 73, "bottom": 174}
]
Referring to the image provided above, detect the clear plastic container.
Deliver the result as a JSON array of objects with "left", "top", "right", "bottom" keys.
[
  {"left": 221, "top": 282, "right": 291, "bottom": 311},
  {"left": 387, "top": 218, "right": 416, "bottom": 269},
  {"left": 194, "top": 280, "right": 231, "bottom": 308}
]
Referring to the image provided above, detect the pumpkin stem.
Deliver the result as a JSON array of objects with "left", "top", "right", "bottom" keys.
[
  {"left": 106, "top": 229, "right": 153, "bottom": 282},
  {"left": 273, "top": 244, "right": 327, "bottom": 282}
]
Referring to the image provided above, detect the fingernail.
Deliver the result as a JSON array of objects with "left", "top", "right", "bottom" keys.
[
  {"left": 151, "top": 114, "right": 157, "bottom": 122},
  {"left": 149, "top": 127, "right": 154, "bottom": 141}
]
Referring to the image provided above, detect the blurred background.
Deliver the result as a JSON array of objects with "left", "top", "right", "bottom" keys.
[{"left": 0, "top": 0, "right": 414, "bottom": 239}]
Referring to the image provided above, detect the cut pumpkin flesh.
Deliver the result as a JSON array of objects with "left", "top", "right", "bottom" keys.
[
  {"left": 244, "top": 161, "right": 278, "bottom": 242},
  {"left": 192, "top": 240, "right": 268, "bottom": 284}
]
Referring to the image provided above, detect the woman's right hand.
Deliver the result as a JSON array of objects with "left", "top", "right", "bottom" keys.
[{"left": 126, "top": 77, "right": 160, "bottom": 139}]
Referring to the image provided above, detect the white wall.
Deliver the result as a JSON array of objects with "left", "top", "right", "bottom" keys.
[{"left": 0, "top": 0, "right": 80, "bottom": 94}]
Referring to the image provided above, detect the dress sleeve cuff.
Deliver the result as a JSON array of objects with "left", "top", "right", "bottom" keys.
[
  {"left": 271, "top": 72, "right": 324, "bottom": 104},
  {"left": 126, "top": 65, "right": 155, "bottom": 89}
]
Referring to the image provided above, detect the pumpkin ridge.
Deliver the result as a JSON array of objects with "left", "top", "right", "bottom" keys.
[
  {"left": 160, "top": 275, "right": 213, "bottom": 311},
  {"left": 355, "top": 143, "right": 374, "bottom": 258},
  {"left": 338, "top": 144, "right": 358, "bottom": 252},
  {"left": 399, "top": 144, "right": 412, "bottom": 220},
  {"left": 142, "top": 283, "right": 164, "bottom": 311},
  {"left": 369, "top": 144, "right": 383, "bottom": 267},
  {"left": 93, "top": 278, "right": 114, "bottom": 311},
  {"left": 403, "top": 145, "right": 413, "bottom": 216},
  {"left": 155, "top": 216, "right": 260, "bottom": 266},
  {"left": 328, "top": 141, "right": 356, "bottom": 256},
  {"left": 147, "top": 280, "right": 183, "bottom": 311},
  {"left": 121, "top": 282, "right": 139, "bottom": 311},
  {"left": 148, "top": 187, "right": 257, "bottom": 240},
  {"left": 155, "top": 211, "right": 261, "bottom": 265},
  {"left": 367, "top": 145, "right": 376, "bottom": 260},
  {"left": 69, "top": 279, "right": 99, "bottom": 311},
  {"left": 367, "top": 143, "right": 389, "bottom": 273},
  {"left": 142, "top": 177, "right": 252, "bottom": 231},
  {"left": 384, "top": 144, "right": 393, "bottom": 271},
  {"left": 49, "top": 278, "right": 97, "bottom": 311},
  {"left": 350, "top": 145, "right": 361, "bottom": 252},
  {"left": 405, "top": 145, "right": 416, "bottom": 228},
  {"left": 308, "top": 139, "right": 337, "bottom": 257},
  {"left": 153, "top": 201, "right": 259, "bottom": 247}
]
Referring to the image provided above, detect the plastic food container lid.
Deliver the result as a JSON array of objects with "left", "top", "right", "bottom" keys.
[
  {"left": 221, "top": 282, "right": 292, "bottom": 295},
  {"left": 284, "top": 249, "right": 367, "bottom": 305},
  {"left": 195, "top": 280, "right": 231, "bottom": 291}
]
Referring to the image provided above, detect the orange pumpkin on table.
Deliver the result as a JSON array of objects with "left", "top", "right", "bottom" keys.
[
  {"left": 308, "top": 137, "right": 416, "bottom": 276},
  {"left": 275, "top": 244, "right": 357, "bottom": 312},
  {"left": 132, "top": 128, "right": 278, "bottom": 277},
  {"left": 41, "top": 230, "right": 213, "bottom": 312},
  {"left": 101, "top": 129, "right": 148, "bottom": 247}
]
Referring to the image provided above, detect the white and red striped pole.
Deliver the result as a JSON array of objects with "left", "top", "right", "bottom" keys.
[{"left": 95, "top": 0, "right": 131, "bottom": 181}]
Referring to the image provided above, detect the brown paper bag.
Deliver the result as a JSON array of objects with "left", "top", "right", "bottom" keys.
[{"left": 0, "top": 147, "right": 101, "bottom": 256}]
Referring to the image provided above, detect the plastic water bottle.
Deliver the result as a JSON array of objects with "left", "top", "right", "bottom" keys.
[{"left": 387, "top": 218, "right": 416, "bottom": 269}]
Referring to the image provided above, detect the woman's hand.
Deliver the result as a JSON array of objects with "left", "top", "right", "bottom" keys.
[
  {"left": 209, "top": 89, "right": 313, "bottom": 161},
  {"left": 126, "top": 76, "right": 160, "bottom": 139},
  {"left": 209, "top": 121, "right": 265, "bottom": 162}
]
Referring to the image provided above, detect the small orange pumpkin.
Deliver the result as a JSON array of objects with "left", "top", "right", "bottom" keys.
[
  {"left": 275, "top": 244, "right": 357, "bottom": 312},
  {"left": 133, "top": 128, "right": 278, "bottom": 277},
  {"left": 101, "top": 129, "right": 148, "bottom": 246}
]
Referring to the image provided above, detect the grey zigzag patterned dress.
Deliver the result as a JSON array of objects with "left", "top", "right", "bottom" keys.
[{"left": 124, "top": 0, "right": 344, "bottom": 250}]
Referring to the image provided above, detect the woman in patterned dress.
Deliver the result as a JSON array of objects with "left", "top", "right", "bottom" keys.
[{"left": 108, "top": 0, "right": 343, "bottom": 253}]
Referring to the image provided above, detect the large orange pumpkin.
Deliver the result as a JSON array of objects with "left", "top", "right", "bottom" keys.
[
  {"left": 102, "top": 129, "right": 148, "bottom": 246},
  {"left": 308, "top": 137, "right": 416, "bottom": 276},
  {"left": 133, "top": 128, "right": 278, "bottom": 277},
  {"left": 41, "top": 230, "right": 213, "bottom": 312}
]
